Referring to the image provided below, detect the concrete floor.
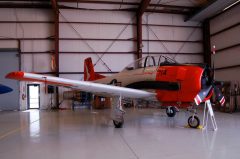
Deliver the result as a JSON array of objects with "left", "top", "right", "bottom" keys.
[{"left": 0, "top": 108, "right": 240, "bottom": 159}]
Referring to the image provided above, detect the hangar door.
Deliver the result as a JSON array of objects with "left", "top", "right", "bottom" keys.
[{"left": 0, "top": 51, "right": 19, "bottom": 110}]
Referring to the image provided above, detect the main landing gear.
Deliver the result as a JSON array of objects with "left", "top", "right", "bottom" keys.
[
  {"left": 166, "top": 106, "right": 179, "bottom": 117},
  {"left": 112, "top": 95, "right": 125, "bottom": 128}
]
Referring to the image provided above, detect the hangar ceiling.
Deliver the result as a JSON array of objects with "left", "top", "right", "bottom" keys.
[
  {"left": 0, "top": 0, "right": 209, "bottom": 15},
  {"left": 0, "top": 0, "right": 238, "bottom": 22}
]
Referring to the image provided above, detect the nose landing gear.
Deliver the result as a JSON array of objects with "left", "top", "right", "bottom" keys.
[{"left": 188, "top": 116, "right": 200, "bottom": 128}]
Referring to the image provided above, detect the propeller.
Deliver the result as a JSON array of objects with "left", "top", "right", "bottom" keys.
[
  {"left": 194, "top": 45, "right": 225, "bottom": 106},
  {"left": 194, "top": 85, "right": 212, "bottom": 105},
  {"left": 213, "top": 84, "right": 225, "bottom": 106},
  {"left": 194, "top": 82, "right": 225, "bottom": 106}
]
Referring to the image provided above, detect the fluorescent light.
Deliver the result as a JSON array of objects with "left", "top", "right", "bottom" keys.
[{"left": 223, "top": 0, "right": 240, "bottom": 11}]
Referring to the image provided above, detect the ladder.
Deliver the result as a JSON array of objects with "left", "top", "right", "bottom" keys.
[{"left": 202, "top": 100, "right": 218, "bottom": 131}]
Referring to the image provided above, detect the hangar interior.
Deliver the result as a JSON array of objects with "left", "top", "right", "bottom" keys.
[{"left": 0, "top": 0, "right": 240, "bottom": 159}]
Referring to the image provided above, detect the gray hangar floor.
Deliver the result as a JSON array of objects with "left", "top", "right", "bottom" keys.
[{"left": 0, "top": 108, "right": 239, "bottom": 159}]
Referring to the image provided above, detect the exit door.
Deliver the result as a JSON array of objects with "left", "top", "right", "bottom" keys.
[{"left": 27, "top": 84, "right": 40, "bottom": 109}]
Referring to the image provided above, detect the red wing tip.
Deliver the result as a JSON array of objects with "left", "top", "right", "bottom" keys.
[{"left": 6, "top": 71, "right": 24, "bottom": 79}]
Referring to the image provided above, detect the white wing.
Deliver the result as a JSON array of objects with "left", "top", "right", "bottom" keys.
[{"left": 6, "top": 71, "right": 156, "bottom": 99}]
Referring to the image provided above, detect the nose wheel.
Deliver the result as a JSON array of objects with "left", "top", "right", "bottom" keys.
[
  {"left": 188, "top": 116, "right": 200, "bottom": 128},
  {"left": 166, "top": 106, "right": 176, "bottom": 117}
]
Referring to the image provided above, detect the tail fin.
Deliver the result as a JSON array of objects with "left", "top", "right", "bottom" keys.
[{"left": 84, "top": 57, "right": 105, "bottom": 81}]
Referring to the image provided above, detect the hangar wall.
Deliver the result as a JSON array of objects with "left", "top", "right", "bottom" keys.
[
  {"left": 0, "top": 8, "right": 203, "bottom": 110},
  {"left": 210, "top": 4, "right": 240, "bottom": 82}
]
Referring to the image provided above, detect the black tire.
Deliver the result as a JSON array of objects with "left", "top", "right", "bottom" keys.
[
  {"left": 188, "top": 116, "right": 200, "bottom": 128},
  {"left": 166, "top": 106, "right": 176, "bottom": 117},
  {"left": 113, "top": 120, "right": 124, "bottom": 128}
]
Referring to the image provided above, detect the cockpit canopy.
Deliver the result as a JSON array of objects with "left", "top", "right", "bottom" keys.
[{"left": 123, "top": 55, "right": 177, "bottom": 71}]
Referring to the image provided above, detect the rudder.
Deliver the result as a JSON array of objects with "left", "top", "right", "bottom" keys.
[{"left": 84, "top": 57, "right": 105, "bottom": 81}]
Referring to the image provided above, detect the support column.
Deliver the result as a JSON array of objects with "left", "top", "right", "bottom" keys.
[
  {"left": 202, "top": 19, "right": 211, "bottom": 65},
  {"left": 136, "top": 16, "right": 143, "bottom": 59},
  {"left": 51, "top": 0, "right": 60, "bottom": 108},
  {"left": 136, "top": 0, "right": 151, "bottom": 60}
]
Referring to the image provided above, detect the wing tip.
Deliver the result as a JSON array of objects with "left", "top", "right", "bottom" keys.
[{"left": 5, "top": 71, "right": 24, "bottom": 79}]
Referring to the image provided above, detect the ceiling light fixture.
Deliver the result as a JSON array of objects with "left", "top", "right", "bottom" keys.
[{"left": 223, "top": 0, "right": 240, "bottom": 11}]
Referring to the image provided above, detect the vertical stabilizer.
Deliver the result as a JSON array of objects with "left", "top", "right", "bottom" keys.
[{"left": 84, "top": 57, "right": 105, "bottom": 81}]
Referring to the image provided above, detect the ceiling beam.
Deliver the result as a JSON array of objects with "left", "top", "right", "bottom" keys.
[
  {"left": 186, "top": 0, "right": 238, "bottom": 21},
  {"left": 0, "top": 0, "right": 49, "bottom": 1},
  {"left": 51, "top": 0, "right": 59, "bottom": 13},
  {"left": 57, "top": 0, "right": 197, "bottom": 10},
  {"left": 58, "top": 5, "right": 189, "bottom": 14},
  {"left": 0, "top": 2, "right": 51, "bottom": 8},
  {"left": 137, "top": 0, "right": 151, "bottom": 16}
]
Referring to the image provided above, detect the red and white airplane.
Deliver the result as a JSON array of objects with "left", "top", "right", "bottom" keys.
[{"left": 6, "top": 55, "right": 225, "bottom": 128}]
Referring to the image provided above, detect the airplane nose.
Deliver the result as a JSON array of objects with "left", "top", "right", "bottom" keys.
[{"left": 0, "top": 84, "right": 13, "bottom": 94}]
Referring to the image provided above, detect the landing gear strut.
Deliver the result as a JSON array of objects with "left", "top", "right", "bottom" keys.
[
  {"left": 187, "top": 107, "right": 200, "bottom": 128},
  {"left": 112, "top": 95, "right": 125, "bottom": 128},
  {"left": 166, "top": 106, "right": 177, "bottom": 117}
]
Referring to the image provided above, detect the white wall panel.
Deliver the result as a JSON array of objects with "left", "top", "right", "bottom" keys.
[
  {"left": 211, "top": 25, "right": 240, "bottom": 50},
  {"left": 60, "top": 23, "right": 135, "bottom": 39},
  {"left": 59, "top": 10, "right": 135, "bottom": 23},
  {"left": 143, "top": 54, "right": 203, "bottom": 63},
  {"left": 21, "top": 40, "right": 53, "bottom": 52},
  {"left": 216, "top": 68, "right": 240, "bottom": 82},
  {"left": 60, "top": 54, "right": 134, "bottom": 72},
  {"left": 214, "top": 46, "right": 240, "bottom": 68},
  {"left": 210, "top": 4, "right": 240, "bottom": 83},
  {"left": 21, "top": 54, "right": 52, "bottom": 72},
  {"left": 141, "top": 13, "right": 203, "bottom": 63},
  {"left": 210, "top": 4, "right": 240, "bottom": 34},
  {"left": 0, "top": 23, "right": 52, "bottom": 38},
  {"left": 143, "top": 26, "right": 202, "bottom": 41},
  {"left": 0, "top": 9, "right": 53, "bottom": 21},
  {"left": 142, "top": 41, "right": 202, "bottom": 53},
  {"left": 144, "top": 13, "right": 200, "bottom": 26},
  {"left": 0, "top": 24, "right": 17, "bottom": 38},
  {"left": 0, "top": 41, "right": 18, "bottom": 48},
  {"left": 59, "top": 40, "right": 135, "bottom": 52}
]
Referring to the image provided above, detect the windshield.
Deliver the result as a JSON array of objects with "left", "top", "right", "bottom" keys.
[{"left": 123, "top": 55, "right": 177, "bottom": 71}]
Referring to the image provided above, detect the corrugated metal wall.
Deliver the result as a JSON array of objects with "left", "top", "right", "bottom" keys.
[{"left": 210, "top": 4, "right": 240, "bottom": 82}]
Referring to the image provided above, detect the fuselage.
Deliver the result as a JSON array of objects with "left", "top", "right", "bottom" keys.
[{"left": 93, "top": 64, "right": 205, "bottom": 107}]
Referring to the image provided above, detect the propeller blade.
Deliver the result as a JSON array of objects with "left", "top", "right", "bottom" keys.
[
  {"left": 213, "top": 85, "right": 225, "bottom": 106},
  {"left": 194, "top": 86, "right": 212, "bottom": 105}
]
